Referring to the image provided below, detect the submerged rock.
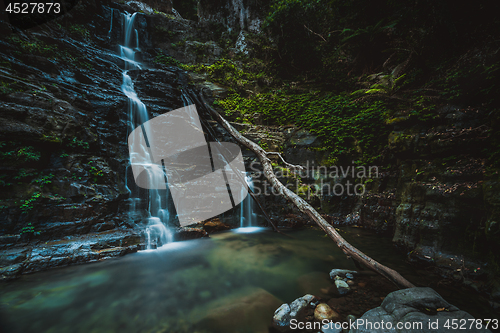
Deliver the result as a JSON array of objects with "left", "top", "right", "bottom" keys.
[
  {"left": 349, "top": 287, "right": 491, "bottom": 333},
  {"left": 297, "top": 271, "right": 331, "bottom": 297},
  {"left": 196, "top": 287, "right": 282, "bottom": 333}
]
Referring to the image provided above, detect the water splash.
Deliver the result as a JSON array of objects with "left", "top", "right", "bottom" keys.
[{"left": 119, "top": 12, "right": 173, "bottom": 249}]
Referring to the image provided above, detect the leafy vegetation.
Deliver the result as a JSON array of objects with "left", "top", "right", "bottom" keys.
[
  {"left": 87, "top": 161, "right": 104, "bottom": 183},
  {"left": 19, "top": 192, "right": 41, "bottom": 213},
  {"left": 66, "top": 137, "right": 90, "bottom": 150},
  {"left": 31, "top": 173, "right": 55, "bottom": 188},
  {"left": 0, "top": 142, "right": 41, "bottom": 163},
  {"left": 19, "top": 222, "right": 41, "bottom": 236}
]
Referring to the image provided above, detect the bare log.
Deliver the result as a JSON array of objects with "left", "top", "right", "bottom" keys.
[
  {"left": 199, "top": 90, "right": 415, "bottom": 289},
  {"left": 185, "top": 90, "right": 281, "bottom": 234},
  {"left": 266, "top": 152, "right": 305, "bottom": 171}
]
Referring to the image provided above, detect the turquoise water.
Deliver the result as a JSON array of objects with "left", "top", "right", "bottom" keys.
[{"left": 0, "top": 227, "right": 494, "bottom": 332}]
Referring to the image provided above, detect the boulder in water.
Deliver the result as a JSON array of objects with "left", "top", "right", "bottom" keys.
[{"left": 273, "top": 303, "right": 291, "bottom": 332}]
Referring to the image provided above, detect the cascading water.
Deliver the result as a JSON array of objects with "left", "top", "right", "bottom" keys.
[
  {"left": 239, "top": 172, "right": 258, "bottom": 228},
  {"left": 180, "top": 92, "right": 260, "bottom": 230},
  {"left": 119, "top": 12, "right": 172, "bottom": 249}
]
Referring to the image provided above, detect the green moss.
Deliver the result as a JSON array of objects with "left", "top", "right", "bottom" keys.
[
  {"left": 41, "top": 134, "right": 62, "bottom": 143},
  {"left": 182, "top": 58, "right": 263, "bottom": 91},
  {"left": 216, "top": 92, "right": 390, "bottom": 163},
  {"left": 8, "top": 36, "right": 58, "bottom": 58},
  {"left": 154, "top": 54, "right": 183, "bottom": 67},
  {"left": 7, "top": 35, "right": 93, "bottom": 70}
]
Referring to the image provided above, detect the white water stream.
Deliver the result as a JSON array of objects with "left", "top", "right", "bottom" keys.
[
  {"left": 240, "top": 172, "right": 258, "bottom": 228},
  {"left": 120, "top": 12, "right": 172, "bottom": 249}
]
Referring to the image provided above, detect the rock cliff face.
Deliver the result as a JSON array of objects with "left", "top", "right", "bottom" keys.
[
  {"left": 0, "top": 0, "right": 144, "bottom": 278},
  {"left": 197, "top": 0, "right": 264, "bottom": 33},
  {"left": 248, "top": 105, "right": 497, "bottom": 279},
  {"left": 0, "top": 0, "right": 216, "bottom": 278}
]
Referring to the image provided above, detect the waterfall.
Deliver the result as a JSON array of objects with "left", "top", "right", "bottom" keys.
[
  {"left": 108, "top": 9, "right": 114, "bottom": 35},
  {"left": 119, "top": 12, "right": 173, "bottom": 249},
  {"left": 180, "top": 92, "right": 260, "bottom": 231},
  {"left": 239, "top": 172, "right": 257, "bottom": 228}
]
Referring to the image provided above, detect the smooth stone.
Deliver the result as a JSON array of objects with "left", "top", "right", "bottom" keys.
[
  {"left": 314, "top": 303, "right": 340, "bottom": 321},
  {"left": 329, "top": 269, "right": 358, "bottom": 280},
  {"left": 335, "top": 279, "right": 349, "bottom": 289},
  {"left": 290, "top": 294, "right": 316, "bottom": 318},
  {"left": 335, "top": 279, "right": 351, "bottom": 296}
]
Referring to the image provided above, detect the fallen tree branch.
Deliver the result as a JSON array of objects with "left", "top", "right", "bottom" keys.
[
  {"left": 303, "top": 24, "right": 327, "bottom": 42},
  {"left": 199, "top": 90, "right": 415, "bottom": 289},
  {"left": 266, "top": 152, "right": 304, "bottom": 171},
  {"left": 184, "top": 89, "right": 282, "bottom": 234}
]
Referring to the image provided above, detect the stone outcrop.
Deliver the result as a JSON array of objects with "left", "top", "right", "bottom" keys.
[{"left": 349, "top": 287, "right": 492, "bottom": 333}]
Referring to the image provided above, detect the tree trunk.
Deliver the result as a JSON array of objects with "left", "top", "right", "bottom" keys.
[{"left": 199, "top": 90, "right": 415, "bottom": 289}]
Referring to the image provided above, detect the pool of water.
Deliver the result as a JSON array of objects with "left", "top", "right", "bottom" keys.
[{"left": 0, "top": 227, "right": 495, "bottom": 332}]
